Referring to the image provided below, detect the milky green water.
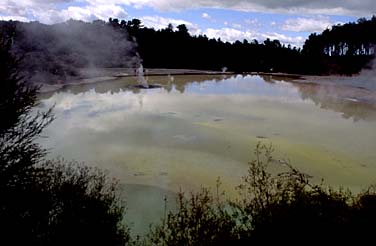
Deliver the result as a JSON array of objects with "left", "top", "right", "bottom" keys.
[{"left": 38, "top": 74, "right": 376, "bottom": 234}]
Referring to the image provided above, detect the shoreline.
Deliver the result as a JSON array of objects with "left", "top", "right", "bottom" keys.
[
  {"left": 37, "top": 68, "right": 376, "bottom": 97},
  {"left": 37, "top": 68, "right": 235, "bottom": 93}
]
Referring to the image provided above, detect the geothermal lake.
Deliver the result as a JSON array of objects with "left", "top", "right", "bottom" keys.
[{"left": 39, "top": 74, "right": 376, "bottom": 234}]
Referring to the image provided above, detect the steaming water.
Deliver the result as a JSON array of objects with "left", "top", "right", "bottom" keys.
[
  {"left": 38, "top": 74, "right": 376, "bottom": 235},
  {"left": 136, "top": 64, "right": 149, "bottom": 88}
]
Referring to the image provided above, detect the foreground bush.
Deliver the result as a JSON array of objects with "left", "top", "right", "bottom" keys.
[
  {"left": 1, "top": 160, "right": 129, "bottom": 245},
  {"left": 147, "top": 144, "right": 376, "bottom": 245},
  {"left": 148, "top": 185, "right": 240, "bottom": 245},
  {"left": 236, "top": 144, "right": 354, "bottom": 243},
  {"left": 0, "top": 33, "right": 130, "bottom": 245}
]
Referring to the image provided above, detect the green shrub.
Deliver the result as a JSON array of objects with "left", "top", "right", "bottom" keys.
[
  {"left": 236, "top": 144, "right": 353, "bottom": 243},
  {"left": 147, "top": 184, "right": 240, "bottom": 246},
  {"left": 0, "top": 32, "right": 130, "bottom": 245},
  {"left": 147, "top": 143, "right": 376, "bottom": 244}
]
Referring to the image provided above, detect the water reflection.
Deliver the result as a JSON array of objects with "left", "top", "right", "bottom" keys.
[
  {"left": 264, "top": 75, "right": 376, "bottom": 122},
  {"left": 39, "top": 73, "right": 376, "bottom": 190},
  {"left": 40, "top": 75, "right": 230, "bottom": 98},
  {"left": 39, "top": 74, "right": 376, "bottom": 235},
  {"left": 40, "top": 74, "right": 376, "bottom": 122},
  {"left": 292, "top": 82, "right": 376, "bottom": 122}
]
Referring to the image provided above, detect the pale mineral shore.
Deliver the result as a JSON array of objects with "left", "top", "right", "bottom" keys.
[
  {"left": 37, "top": 68, "right": 376, "bottom": 105},
  {"left": 37, "top": 68, "right": 231, "bottom": 93}
]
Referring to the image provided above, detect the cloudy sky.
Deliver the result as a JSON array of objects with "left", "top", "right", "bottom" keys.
[{"left": 1, "top": 0, "right": 375, "bottom": 46}]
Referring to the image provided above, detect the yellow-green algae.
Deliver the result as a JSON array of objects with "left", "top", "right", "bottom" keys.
[{"left": 38, "top": 74, "right": 376, "bottom": 234}]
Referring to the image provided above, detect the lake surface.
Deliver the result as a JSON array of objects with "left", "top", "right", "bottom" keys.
[{"left": 38, "top": 74, "right": 376, "bottom": 234}]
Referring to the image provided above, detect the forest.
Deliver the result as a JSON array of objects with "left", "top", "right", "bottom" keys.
[{"left": 0, "top": 16, "right": 375, "bottom": 84}]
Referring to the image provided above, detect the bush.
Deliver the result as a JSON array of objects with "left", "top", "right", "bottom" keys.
[
  {"left": 0, "top": 32, "right": 130, "bottom": 245},
  {"left": 147, "top": 183, "right": 240, "bottom": 245},
  {"left": 236, "top": 144, "right": 353, "bottom": 243},
  {"left": 0, "top": 160, "right": 129, "bottom": 245},
  {"left": 148, "top": 143, "right": 376, "bottom": 245}
]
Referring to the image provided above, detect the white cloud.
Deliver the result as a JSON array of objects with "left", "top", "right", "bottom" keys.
[
  {"left": 245, "top": 18, "right": 261, "bottom": 28},
  {"left": 0, "top": 0, "right": 353, "bottom": 48},
  {"left": 138, "top": 16, "right": 304, "bottom": 47},
  {"left": 0, "top": 0, "right": 373, "bottom": 25},
  {"left": 0, "top": 15, "right": 30, "bottom": 22},
  {"left": 0, "top": 0, "right": 34, "bottom": 18},
  {"left": 201, "top": 12, "right": 217, "bottom": 23},
  {"left": 84, "top": 0, "right": 373, "bottom": 16},
  {"left": 260, "top": 32, "right": 305, "bottom": 47},
  {"left": 202, "top": 12, "right": 210, "bottom": 19},
  {"left": 141, "top": 15, "right": 201, "bottom": 35},
  {"left": 231, "top": 23, "right": 242, "bottom": 29},
  {"left": 205, "top": 28, "right": 253, "bottom": 42},
  {"left": 204, "top": 27, "right": 304, "bottom": 47},
  {"left": 0, "top": 1, "right": 129, "bottom": 24},
  {"left": 282, "top": 17, "right": 337, "bottom": 33},
  {"left": 34, "top": 4, "right": 128, "bottom": 24}
]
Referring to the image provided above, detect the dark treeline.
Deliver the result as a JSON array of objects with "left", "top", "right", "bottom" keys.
[
  {"left": 305, "top": 17, "right": 376, "bottom": 57},
  {"left": 303, "top": 16, "right": 376, "bottom": 74},
  {"left": 97, "top": 16, "right": 376, "bottom": 75},
  {"left": 112, "top": 18, "right": 304, "bottom": 74},
  {"left": 0, "top": 16, "right": 375, "bottom": 83}
]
